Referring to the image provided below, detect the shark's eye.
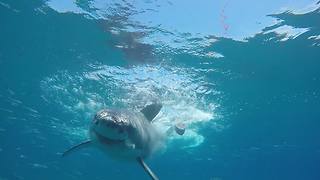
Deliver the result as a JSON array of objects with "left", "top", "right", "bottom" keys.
[{"left": 94, "top": 119, "right": 99, "bottom": 125}]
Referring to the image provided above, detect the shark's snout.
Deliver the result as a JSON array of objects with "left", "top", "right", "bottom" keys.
[{"left": 92, "top": 109, "right": 129, "bottom": 141}]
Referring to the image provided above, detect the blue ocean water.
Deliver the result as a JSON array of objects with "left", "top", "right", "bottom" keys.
[{"left": 1, "top": 0, "right": 320, "bottom": 179}]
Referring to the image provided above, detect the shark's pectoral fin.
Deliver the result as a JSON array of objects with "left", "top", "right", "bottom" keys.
[
  {"left": 62, "top": 140, "right": 92, "bottom": 157},
  {"left": 137, "top": 157, "right": 159, "bottom": 180},
  {"left": 141, "top": 103, "right": 162, "bottom": 122}
]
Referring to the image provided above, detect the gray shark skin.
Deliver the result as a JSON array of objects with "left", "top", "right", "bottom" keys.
[
  {"left": 62, "top": 103, "right": 164, "bottom": 180},
  {"left": 90, "top": 108, "right": 164, "bottom": 160}
]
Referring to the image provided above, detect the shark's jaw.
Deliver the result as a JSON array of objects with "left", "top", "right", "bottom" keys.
[
  {"left": 93, "top": 129, "right": 125, "bottom": 145},
  {"left": 92, "top": 109, "right": 130, "bottom": 141}
]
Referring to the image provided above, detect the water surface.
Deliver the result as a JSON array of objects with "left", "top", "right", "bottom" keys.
[{"left": 0, "top": 0, "right": 320, "bottom": 179}]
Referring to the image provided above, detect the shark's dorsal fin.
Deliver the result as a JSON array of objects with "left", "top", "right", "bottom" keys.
[
  {"left": 140, "top": 103, "right": 162, "bottom": 122},
  {"left": 137, "top": 157, "right": 159, "bottom": 180},
  {"left": 62, "top": 140, "right": 92, "bottom": 157}
]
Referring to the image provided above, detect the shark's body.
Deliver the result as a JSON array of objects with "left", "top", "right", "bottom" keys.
[
  {"left": 90, "top": 108, "right": 163, "bottom": 160},
  {"left": 62, "top": 103, "right": 173, "bottom": 180}
]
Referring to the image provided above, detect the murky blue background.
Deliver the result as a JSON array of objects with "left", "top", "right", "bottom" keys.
[{"left": 1, "top": 0, "right": 320, "bottom": 179}]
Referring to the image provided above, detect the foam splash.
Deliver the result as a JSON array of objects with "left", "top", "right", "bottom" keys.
[
  {"left": 263, "top": 25, "right": 309, "bottom": 41},
  {"left": 41, "top": 64, "right": 220, "bottom": 148},
  {"left": 154, "top": 105, "right": 214, "bottom": 148}
]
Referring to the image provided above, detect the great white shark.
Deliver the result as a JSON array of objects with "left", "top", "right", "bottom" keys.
[{"left": 62, "top": 103, "right": 184, "bottom": 179}]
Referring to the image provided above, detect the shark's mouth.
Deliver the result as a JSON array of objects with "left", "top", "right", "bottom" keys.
[{"left": 94, "top": 130, "right": 125, "bottom": 144}]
